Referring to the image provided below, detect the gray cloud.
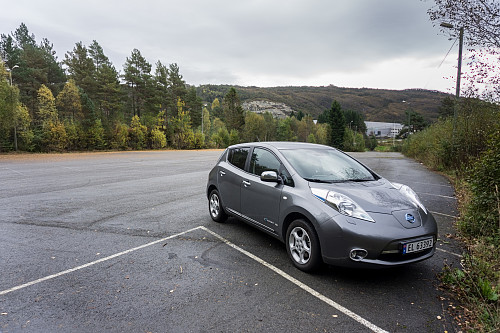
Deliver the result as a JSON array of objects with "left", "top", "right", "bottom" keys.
[{"left": 1, "top": 0, "right": 456, "bottom": 91}]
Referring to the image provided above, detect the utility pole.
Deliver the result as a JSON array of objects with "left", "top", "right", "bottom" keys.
[{"left": 456, "top": 27, "right": 464, "bottom": 99}]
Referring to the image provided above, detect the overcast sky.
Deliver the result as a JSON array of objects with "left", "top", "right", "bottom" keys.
[{"left": 1, "top": 0, "right": 460, "bottom": 93}]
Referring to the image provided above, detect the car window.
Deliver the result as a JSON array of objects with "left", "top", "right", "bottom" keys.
[
  {"left": 280, "top": 167, "right": 294, "bottom": 187},
  {"left": 227, "top": 147, "right": 249, "bottom": 170},
  {"left": 250, "top": 148, "right": 281, "bottom": 176},
  {"left": 281, "top": 148, "right": 376, "bottom": 183}
]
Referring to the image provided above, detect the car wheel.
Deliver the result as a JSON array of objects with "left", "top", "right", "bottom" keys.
[
  {"left": 209, "top": 189, "right": 227, "bottom": 222},
  {"left": 286, "top": 219, "right": 321, "bottom": 272}
]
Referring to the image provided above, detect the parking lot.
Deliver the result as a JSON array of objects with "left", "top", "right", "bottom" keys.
[{"left": 0, "top": 150, "right": 461, "bottom": 332}]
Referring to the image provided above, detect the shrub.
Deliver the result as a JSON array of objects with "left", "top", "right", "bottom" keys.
[{"left": 150, "top": 128, "right": 167, "bottom": 149}]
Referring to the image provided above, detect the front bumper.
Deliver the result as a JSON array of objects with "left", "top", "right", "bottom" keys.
[{"left": 318, "top": 211, "right": 438, "bottom": 268}]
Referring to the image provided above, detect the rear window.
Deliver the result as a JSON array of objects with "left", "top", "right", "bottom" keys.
[{"left": 227, "top": 147, "right": 249, "bottom": 170}]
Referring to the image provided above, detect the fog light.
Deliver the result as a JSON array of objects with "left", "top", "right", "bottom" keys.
[{"left": 349, "top": 249, "right": 368, "bottom": 261}]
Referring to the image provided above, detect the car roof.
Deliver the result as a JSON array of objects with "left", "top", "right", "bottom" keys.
[{"left": 229, "top": 141, "right": 333, "bottom": 150}]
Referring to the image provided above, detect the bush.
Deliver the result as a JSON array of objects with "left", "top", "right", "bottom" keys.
[
  {"left": 128, "top": 115, "right": 147, "bottom": 150},
  {"left": 110, "top": 122, "right": 129, "bottom": 150},
  {"left": 150, "top": 128, "right": 167, "bottom": 149},
  {"left": 459, "top": 125, "right": 500, "bottom": 239}
]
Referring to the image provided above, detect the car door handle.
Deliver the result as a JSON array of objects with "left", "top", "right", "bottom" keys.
[{"left": 242, "top": 180, "right": 251, "bottom": 187}]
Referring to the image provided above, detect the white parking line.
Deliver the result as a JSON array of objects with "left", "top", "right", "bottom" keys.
[
  {"left": 0, "top": 226, "right": 203, "bottom": 296},
  {"left": 430, "top": 211, "right": 457, "bottom": 219},
  {"left": 417, "top": 192, "right": 456, "bottom": 200},
  {"left": 200, "top": 226, "right": 389, "bottom": 333},
  {"left": 437, "top": 248, "right": 463, "bottom": 258},
  {"left": 1, "top": 225, "right": 388, "bottom": 332}
]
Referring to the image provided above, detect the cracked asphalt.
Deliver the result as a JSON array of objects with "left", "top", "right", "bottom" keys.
[{"left": 0, "top": 150, "right": 462, "bottom": 332}]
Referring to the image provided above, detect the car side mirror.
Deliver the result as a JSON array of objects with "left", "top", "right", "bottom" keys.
[{"left": 260, "top": 171, "right": 282, "bottom": 183}]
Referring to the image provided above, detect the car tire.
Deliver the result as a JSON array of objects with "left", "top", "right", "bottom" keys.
[
  {"left": 209, "top": 189, "right": 227, "bottom": 222},
  {"left": 286, "top": 219, "right": 322, "bottom": 272}
]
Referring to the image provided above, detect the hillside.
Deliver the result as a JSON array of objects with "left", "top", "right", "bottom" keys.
[{"left": 196, "top": 84, "right": 450, "bottom": 123}]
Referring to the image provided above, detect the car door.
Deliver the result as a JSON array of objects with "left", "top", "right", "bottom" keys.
[
  {"left": 217, "top": 147, "right": 250, "bottom": 215},
  {"left": 240, "top": 147, "right": 283, "bottom": 233}
]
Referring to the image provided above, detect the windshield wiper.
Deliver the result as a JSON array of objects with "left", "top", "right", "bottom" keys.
[
  {"left": 304, "top": 178, "right": 335, "bottom": 183},
  {"left": 347, "top": 178, "right": 374, "bottom": 182}
]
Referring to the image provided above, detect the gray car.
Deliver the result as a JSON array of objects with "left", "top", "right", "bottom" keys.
[{"left": 206, "top": 142, "right": 437, "bottom": 272}]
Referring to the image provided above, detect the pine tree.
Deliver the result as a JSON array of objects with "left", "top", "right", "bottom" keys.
[
  {"left": 222, "top": 87, "right": 244, "bottom": 131},
  {"left": 326, "top": 100, "right": 345, "bottom": 149},
  {"left": 123, "top": 49, "right": 154, "bottom": 118}
]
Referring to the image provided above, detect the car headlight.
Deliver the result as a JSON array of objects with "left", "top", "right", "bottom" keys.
[
  {"left": 311, "top": 188, "right": 375, "bottom": 222},
  {"left": 391, "top": 182, "right": 427, "bottom": 214}
]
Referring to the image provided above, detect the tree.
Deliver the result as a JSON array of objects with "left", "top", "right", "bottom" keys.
[
  {"left": 367, "top": 134, "right": 378, "bottom": 151},
  {"left": 171, "top": 98, "right": 193, "bottom": 149},
  {"left": 211, "top": 98, "right": 222, "bottom": 119},
  {"left": 123, "top": 49, "right": 154, "bottom": 118},
  {"left": 343, "top": 109, "right": 367, "bottom": 133},
  {"left": 325, "top": 100, "right": 345, "bottom": 149},
  {"left": 1, "top": 24, "right": 66, "bottom": 113},
  {"left": 243, "top": 112, "right": 266, "bottom": 142},
  {"left": 403, "top": 109, "right": 428, "bottom": 132},
  {"left": 150, "top": 128, "right": 167, "bottom": 149},
  {"left": 154, "top": 61, "right": 171, "bottom": 116},
  {"left": 0, "top": 63, "right": 17, "bottom": 150},
  {"left": 438, "top": 96, "right": 455, "bottom": 118},
  {"left": 428, "top": 0, "right": 500, "bottom": 100},
  {"left": 296, "top": 115, "right": 315, "bottom": 142},
  {"left": 167, "top": 63, "right": 187, "bottom": 109},
  {"left": 128, "top": 115, "right": 147, "bottom": 149},
  {"left": 276, "top": 117, "right": 296, "bottom": 142},
  {"left": 56, "top": 79, "right": 83, "bottom": 120},
  {"left": 64, "top": 42, "right": 95, "bottom": 95},
  {"left": 428, "top": 0, "right": 499, "bottom": 49},
  {"left": 222, "top": 87, "right": 245, "bottom": 131},
  {"left": 87, "top": 118, "right": 105, "bottom": 150},
  {"left": 37, "top": 84, "right": 58, "bottom": 125},
  {"left": 185, "top": 86, "right": 202, "bottom": 128},
  {"left": 89, "top": 41, "right": 121, "bottom": 121}
]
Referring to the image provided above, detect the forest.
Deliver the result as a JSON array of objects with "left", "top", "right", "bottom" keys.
[{"left": 1, "top": 23, "right": 438, "bottom": 153}]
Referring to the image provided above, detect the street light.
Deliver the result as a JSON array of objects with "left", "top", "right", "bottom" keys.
[
  {"left": 440, "top": 22, "right": 464, "bottom": 99},
  {"left": 402, "top": 100, "right": 411, "bottom": 135},
  {"left": 440, "top": 22, "right": 464, "bottom": 141},
  {"left": 6, "top": 65, "right": 20, "bottom": 151},
  {"left": 6, "top": 65, "right": 19, "bottom": 85},
  {"left": 202, "top": 103, "right": 208, "bottom": 136}
]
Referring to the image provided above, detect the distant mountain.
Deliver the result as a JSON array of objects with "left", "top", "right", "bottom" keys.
[{"left": 195, "top": 84, "right": 450, "bottom": 123}]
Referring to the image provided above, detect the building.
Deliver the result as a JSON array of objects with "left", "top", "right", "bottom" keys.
[{"left": 365, "top": 121, "right": 403, "bottom": 138}]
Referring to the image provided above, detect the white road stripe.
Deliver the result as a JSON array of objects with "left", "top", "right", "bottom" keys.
[
  {"left": 2, "top": 167, "right": 25, "bottom": 176},
  {"left": 0, "top": 226, "right": 203, "bottom": 296},
  {"left": 200, "top": 226, "right": 389, "bottom": 333},
  {"left": 437, "top": 248, "right": 463, "bottom": 258},
  {"left": 417, "top": 192, "right": 455, "bottom": 199},
  {"left": 430, "top": 211, "right": 457, "bottom": 219},
  {"left": 0, "top": 224, "right": 398, "bottom": 332}
]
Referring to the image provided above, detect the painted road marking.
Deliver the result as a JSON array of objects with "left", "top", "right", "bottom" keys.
[
  {"left": 200, "top": 226, "right": 389, "bottom": 333},
  {"left": 1, "top": 225, "right": 389, "bottom": 333},
  {"left": 0, "top": 226, "right": 202, "bottom": 297},
  {"left": 437, "top": 247, "right": 463, "bottom": 258},
  {"left": 417, "top": 192, "right": 456, "bottom": 200},
  {"left": 430, "top": 211, "right": 457, "bottom": 219}
]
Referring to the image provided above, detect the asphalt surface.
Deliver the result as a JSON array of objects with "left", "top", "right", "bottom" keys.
[{"left": 0, "top": 150, "right": 462, "bottom": 333}]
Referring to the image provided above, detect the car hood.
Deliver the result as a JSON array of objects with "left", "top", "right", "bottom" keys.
[{"left": 309, "top": 178, "right": 416, "bottom": 214}]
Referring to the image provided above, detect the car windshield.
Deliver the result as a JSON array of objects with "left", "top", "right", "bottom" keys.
[{"left": 280, "top": 148, "right": 376, "bottom": 183}]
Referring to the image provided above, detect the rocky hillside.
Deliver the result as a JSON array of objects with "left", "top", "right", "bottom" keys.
[
  {"left": 241, "top": 100, "right": 292, "bottom": 119},
  {"left": 196, "top": 84, "right": 451, "bottom": 123}
]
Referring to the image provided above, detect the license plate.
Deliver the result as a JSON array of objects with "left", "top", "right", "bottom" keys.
[{"left": 402, "top": 238, "right": 433, "bottom": 254}]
